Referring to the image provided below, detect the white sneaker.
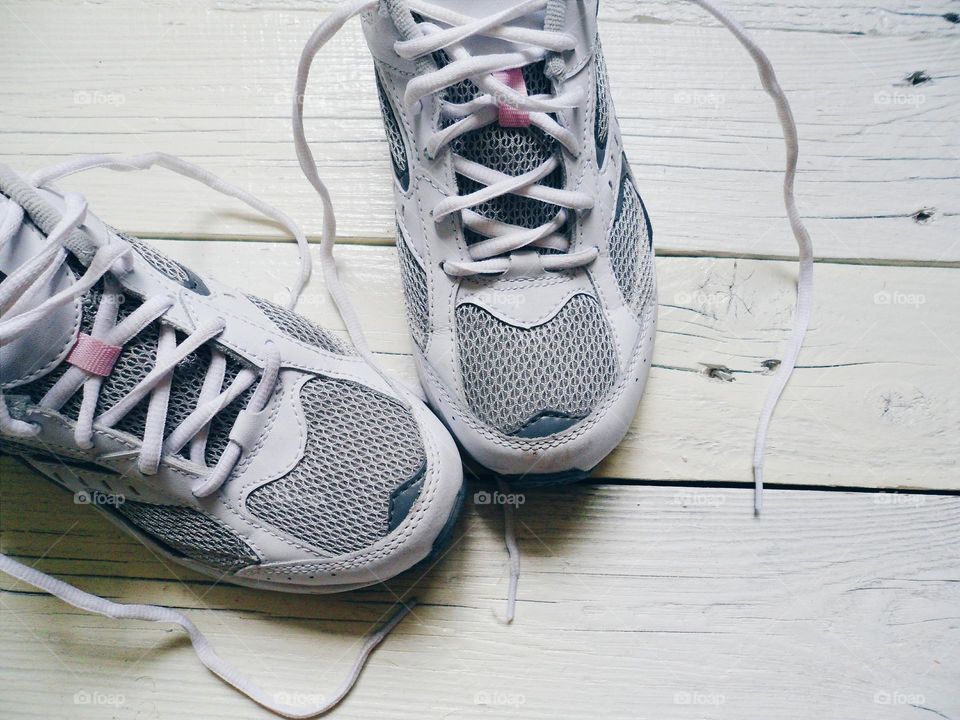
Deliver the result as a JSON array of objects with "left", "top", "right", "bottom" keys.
[
  {"left": 0, "top": 153, "right": 464, "bottom": 715},
  {"left": 293, "top": 0, "right": 813, "bottom": 503}
]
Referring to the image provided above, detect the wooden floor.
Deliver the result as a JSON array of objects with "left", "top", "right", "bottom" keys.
[{"left": 1, "top": 1, "right": 958, "bottom": 718}]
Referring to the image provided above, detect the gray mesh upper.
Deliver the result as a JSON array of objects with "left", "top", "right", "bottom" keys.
[
  {"left": 396, "top": 234, "right": 429, "bottom": 349},
  {"left": 609, "top": 169, "right": 655, "bottom": 315},
  {"left": 456, "top": 294, "right": 620, "bottom": 434},
  {"left": 115, "top": 500, "right": 260, "bottom": 572},
  {"left": 248, "top": 294, "right": 353, "bottom": 355},
  {"left": 125, "top": 235, "right": 191, "bottom": 286},
  {"left": 245, "top": 376, "right": 426, "bottom": 556}
]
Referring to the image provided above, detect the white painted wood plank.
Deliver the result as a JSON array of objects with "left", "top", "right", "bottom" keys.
[
  {"left": 601, "top": 0, "right": 960, "bottom": 35},
  {"left": 2, "top": 471, "right": 958, "bottom": 720},
  {"left": 1, "top": 2, "right": 957, "bottom": 262},
  {"left": 213, "top": 0, "right": 960, "bottom": 36},
  {"left": 148, "top": 240, "right": 960, "bottom": 491}
]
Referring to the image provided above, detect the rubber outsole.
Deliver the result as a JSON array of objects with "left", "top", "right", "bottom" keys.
[
  {"left": 423, "top": 479, "right": 466, "bottom": 563},
  {"left": 494, "top": 466, "right": 596, "bottom": 488}
]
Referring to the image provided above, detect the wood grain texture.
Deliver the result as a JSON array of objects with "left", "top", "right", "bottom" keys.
[
  {"left": 0, "top": 1, "right": 957, "bottom": 261},
  {"left": 221, "top": 0, "right": 960, "bottom": 36},
  {"left": 143, "top": 239, "right": 960, "bottom": 491},
  {"left": 2, "top": 468, "right": 958, "bottom": 720},
  {"left": 1, "top": 2, "right": 958, "bottom": 719}
]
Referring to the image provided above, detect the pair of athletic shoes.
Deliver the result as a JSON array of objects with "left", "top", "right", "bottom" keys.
[{"left": 0, "top": 0, "right": 812, "bottom": 716}]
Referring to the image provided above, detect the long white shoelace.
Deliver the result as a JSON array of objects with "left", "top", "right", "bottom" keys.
[
  {"left": 0, "top": 152, "right": 414, "bottom": 718},
  {"left": 293, "top": 0, "right": 815, "bottom": 620}
]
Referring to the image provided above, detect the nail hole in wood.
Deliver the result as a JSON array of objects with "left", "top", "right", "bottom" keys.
[
  {"left": 904, "top": 70, "right": 931, "bottom": 86},
  {"left": 704, "top": 365, "right": 735, "bottom": 382}
]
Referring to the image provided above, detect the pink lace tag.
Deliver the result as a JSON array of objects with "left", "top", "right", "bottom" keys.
[
  {"left": 493, "top": 68, "right": 530, "bottom": 128},
  {"left": 66, "top": 333, "right": 122, "bottom": 377}
]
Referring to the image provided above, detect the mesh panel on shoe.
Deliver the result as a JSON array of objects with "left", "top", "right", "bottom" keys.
[
  {"left": 609, "top": 168, "right": 655, "bottom": 315},
  {"left": 456, "top": 294, "right": 619, "bottom": 434},
  {"left": 115, "top": 500, "right": 260, "bottom": 571},
  {"left": 594, "top": 42, "right": 611, "bottom": 165},
  {"left": 124, "top": 234, "right": 191, "bottom": 286},
  {"left": 438, "top": 57, "right": 567, "bottom": 247},
  {"left": 396, "top": 234, "right": 429, "bottom": 349},
  {"left": 247, "top": 294, "right": 353, "bottom": 355},
  {"left": 376, "top": 68, "right": 410, "bottom": 190},
  {"left": 245, "top": 376, "right": 426, "bottom": 556}
]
